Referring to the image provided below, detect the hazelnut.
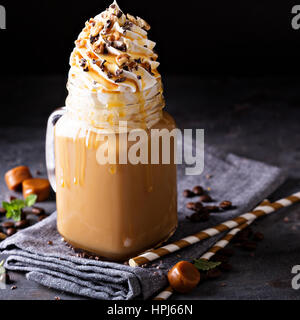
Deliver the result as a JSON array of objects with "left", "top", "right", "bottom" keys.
[
  {"left": 93, "top": 42, "right": 107, "bottom": 55},
  {"left": 116, "top": 53, "right": 130, "bottom": 67},
  {"left": 136, "top": 16, "right": 151, "bottom": 31},
  {"left": 127, "top": 14, "right": 138, "bottom": 25},
  {"left": 113, "top": 31, "right": 121, "bottom": 41}
]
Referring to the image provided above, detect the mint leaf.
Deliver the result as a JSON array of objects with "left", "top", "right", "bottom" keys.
[
  {"left": 193, "top": 259, "right": 221, "bottom": 271},
  {"left": 2, "top": 194, "right": 37, "bottom": 222},
  {"left": 2, "top": 202, "right": 10, "bottom": 211},
  {"left": 25, "top": 194, "right": 37, "bottom": 207}
]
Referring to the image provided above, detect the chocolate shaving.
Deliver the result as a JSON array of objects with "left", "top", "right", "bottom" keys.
[
  {"left": 79, "top": 58, "right": 87, "bottom": 68},
  {"left": 107, "top": 71, "right": 113, "bottom": 79},
  {"left": 137, "top": 75, "right": 142, "bottom": 80},
  {"left": 116, "top": 69, "right": 123, "bottom": 76},
  {"left": 123, "top": 21, "right": 133, "bottom": 31},
  {"left": 115, "top": 77, "right": 126, "bottom": 83},
  {"left": 142, "top": 62, "right": 152, "bottom": 74},
  {"left": 90, "top": 34, "right": 99, "bottom": 44},
  {"left": 115, "top": 43, "right": 127, "bottom": 52},
  {"left": 100, "top": 59, "right": 107, "bottom": 71}
]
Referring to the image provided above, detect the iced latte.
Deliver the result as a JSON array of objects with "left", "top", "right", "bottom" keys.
[{"left": 47, "top": 2, "right": 178, "bottom": 261}]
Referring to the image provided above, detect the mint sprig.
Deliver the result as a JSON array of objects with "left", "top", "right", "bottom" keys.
[
  {"left": 2, "top": 194, "right": 37, "bottom": 222},
  {"left": 193, "top": 258, "right": 221, "bottom": 271}
]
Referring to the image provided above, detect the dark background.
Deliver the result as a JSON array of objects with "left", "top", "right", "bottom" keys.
[
  {"left": 0, "top": 0, "right": 300, "bottom": 76},
  {"left": 0, "top": 0, "right": 300, "bottom": 125},
  {"left": 1, "top": 1, "right": 300, "bottom": 300}
]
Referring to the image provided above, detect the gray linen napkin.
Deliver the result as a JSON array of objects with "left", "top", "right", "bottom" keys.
[{"left": 0, "top": 148, "right": 285, "bottom": 300}]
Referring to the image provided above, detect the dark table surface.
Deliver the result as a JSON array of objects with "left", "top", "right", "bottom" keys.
[{"left": 0, "top": 75, "right": 300, "bottom": 300}]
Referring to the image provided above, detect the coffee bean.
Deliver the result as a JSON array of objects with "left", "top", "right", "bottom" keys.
[
  {"left": 6, "top": 228, "right": 16, "bottom": 236},
  {"left": 188, "top": 213, "right": 202, "bottom": 222},
  {"left": 9, "top": 196, "right": 16, "bottom": 201},
  {"left": 220, "top": 263, "right": 233, "bottom": 272},
  {"left": 32, "top": 207, "right": 45, "bottom": 216},
  {"left": 205, "top": 205, "right": 219, "bottom": 213},
  {"left": 233, "top": 242, "right": 244, "bottom": 248},
  {"left": 219, "top": 201, "right": 233, "bottom": 210},
  {"left": 38, "top": 214, "right": 48, "bottom": 221},
  {"left": 200, "top": 211, "right": 211, "bottom": 222},
  {"left": 20, "top": 210, "right": 27, "bottom": 220},
  {"left": 47, "top": 241, "right": 53, "bottom": 245},
  {"left": 186, "top": 202, "right": 203, "bottom": 211},
  {"left": 207, "top": 268, "right": 222, "bottom": 279},
  {"left": 193, "top": 186, "right": 204, "bottom": 196},
  {"left": 188, "top": 211, "right": 210, "bottom": 222},
  {"left": 253, "top": 232, "right": 264, "bottom": 241},
  {"left": 199, "top": 194, "right": 213, "bottom": 203},
  {"left": 2, "top": 221, "right": 14, "bottom": 228},
  {"left": 218, "top": 248, "right": 234, "bottom": 257},
  {"left": 10, "top": 285, "right": 17, "bottom": 290},
  {"left": 15, "top": 219, "right": 29, "bottom": 229},
  {"left": 54, "top": 296, "right": 61, "bottom": 300},
  {"left": 241, "top": 241, "right": 257, "bottom": 251},
  {"left": 183, "top": 190, "right": 195, "bottom": 198},
  {"left": 238, "top": 227, "right": 253, "bottom": 240},
  {"left": 186, "top": 202, "right": 196, "bottom": 210},
  {"left": 0, "top": 207, "right": 6, "bottom": 214}
]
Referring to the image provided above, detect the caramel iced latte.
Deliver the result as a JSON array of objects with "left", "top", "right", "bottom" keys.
[{"left": 48, "top": 1, "right": 178, "bottom": 261}]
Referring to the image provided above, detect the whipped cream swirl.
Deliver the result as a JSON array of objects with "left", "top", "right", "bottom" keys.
[{"left": 66, "top": 1, "right": 165, "bottom": 131}]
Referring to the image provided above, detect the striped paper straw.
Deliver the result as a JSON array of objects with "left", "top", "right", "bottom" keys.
[
  {"left": 153, "top": 200, "right": 270, "bottom": 300},
  {"left": 130, "top": 192, "right": 300, "bottom": 267}
]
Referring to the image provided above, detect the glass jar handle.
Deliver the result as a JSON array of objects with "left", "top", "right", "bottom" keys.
[{"left": 45, "top": 107, "right": 66, "bottom": 192}]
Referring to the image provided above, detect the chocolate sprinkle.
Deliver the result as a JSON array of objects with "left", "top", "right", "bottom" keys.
[
  {"left": 90, "top": 34, "right": 99, "bottom": 44},
  {"left": 116, "top": 43, "right": 127, "bottom": 52},
  {"left": 115, "top": 77, "right": 126, "bottom": 83},
  {"left": 79, "top": 58, "right": 87, "bottom": 68},
  {"left": 116, "top": 69, "right": 123, "bottom": 76},
  {"left": 100, "top": 59, "right": 107, "bottom": 71}
]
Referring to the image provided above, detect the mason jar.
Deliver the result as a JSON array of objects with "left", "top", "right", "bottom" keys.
[{"left": 46, "top": 80, "right": 178, "bottom": 261}]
